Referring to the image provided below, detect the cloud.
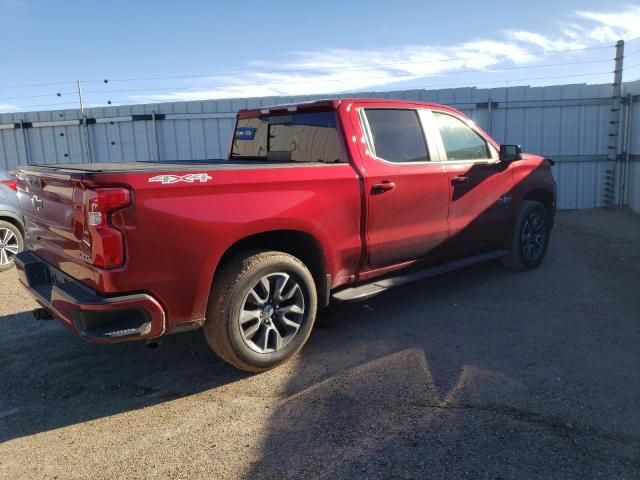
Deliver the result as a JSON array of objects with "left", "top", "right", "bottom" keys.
[
  {"left": 576, "top": 6, "right": 640, "bottom": 42},
  {"left": 0, "top": 104, "right": 18, "bottom": 113},
  {"left": 7, "top": 5, "right": 640, "bottom": 112},
  {"left": 504, "top": 30, "right": 585, "bottom": 51},
  {"left": 132, "top": 41, "right": 539, "bottom": 102},
  {"left": 131, "top": 5, "right": 640, "bottom": 103}
]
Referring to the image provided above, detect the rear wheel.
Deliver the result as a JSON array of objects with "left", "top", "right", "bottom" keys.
[
  {"left": 501, "top": 200, "right": 551, "bottom": 271},
  {"left": 0, "top": 220, "right": 23, "bottom": 271},
  {"left": 203, "top": 250, "right": 318, "bottom": 373}
]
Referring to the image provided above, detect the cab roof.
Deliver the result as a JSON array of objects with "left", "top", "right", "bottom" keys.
[{"left": 236, "top": 98, "right": 465, "bottom": 119}]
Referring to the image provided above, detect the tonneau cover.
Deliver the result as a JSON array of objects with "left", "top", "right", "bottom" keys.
[{"left": 19, "top": 159, "right": 326, "bottom": 175}]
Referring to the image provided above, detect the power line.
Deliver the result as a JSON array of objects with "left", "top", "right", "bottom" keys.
[
  {"left": 8, "top": 66, "right": 633, "bottom": 112},
  {"left": 3, "top": 59, "right": 611, "bottom": 101},
  {"left": 4, "top": 58, "right": 615, "bottom": 102},
  {"left": 78, "top": 58, "right": 614, "bottom": 97},
  {"left": 1, "top": 91, "right": 77, "bottom": 102},
  {"left": 0, "top": 80, "right": 76, "bottom": 91},
  {"left": 0, "top": 43, "right": 615, "bottom": 91},
  {"left": 625, "top": 48, "right": 640, "bottom": 58},
  {"left": 83, "top": 44, "right": 614, "bottom": 84},
  {"left": 63, "top": 70, "right": 617, "bottom": 109}
]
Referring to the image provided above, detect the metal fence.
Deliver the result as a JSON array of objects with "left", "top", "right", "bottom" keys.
[
  {"left": 1, "top": 81, "right": 639, "bottom": 211},
  {"left": 627, "top": 84, "right": 640, "bottom": 212}
]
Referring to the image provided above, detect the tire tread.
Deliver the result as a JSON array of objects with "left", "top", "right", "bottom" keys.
[
  {"left": 203, "top": 250, "right": 316, "bottom": 373},
  {"left": 501, "top": 200, "right": 550, "bottom": 271}
]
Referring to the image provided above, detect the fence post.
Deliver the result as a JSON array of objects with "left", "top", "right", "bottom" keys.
[
  {"left": 152, "top": 111, "right": 161, "bottom": 161},
  {"left": 77, "top": 80, "right": 93, "bottom": 163},
  {"left": 608, "top": 40, "right": 624, "bottom": 205},
  {"left": 503, "top": 81, "right": 509, "bottom": 144},
  {"left": 620, "top": 94, "right": 632, "bottom": 206},
  {"left": 19, "top": 120, "right": 31, "bottom": 166},
  {"left": 487, "top": 96, "right": 492, "bottom": 134}
]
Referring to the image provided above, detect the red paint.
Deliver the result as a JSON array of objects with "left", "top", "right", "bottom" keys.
[
  {"left": 15, "top": 98, "right": 555, "bottom": 342},
  {"left": 1, "top": 179, "right": 17, "bottom": 191}
]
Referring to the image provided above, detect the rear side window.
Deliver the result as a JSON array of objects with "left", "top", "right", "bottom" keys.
[
  {"left": 231, "top": 112, "right": 343, "bottom": 163},
  {"left": 364, "top": 109, "right": 429, "bottom": 163},
  {"left": 433, "top": 112, "right": 490, "bottom": 161}
]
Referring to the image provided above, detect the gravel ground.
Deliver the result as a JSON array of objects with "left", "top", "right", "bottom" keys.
[{"left": 0, "top": 208, "right": 639, "bottom": 479}]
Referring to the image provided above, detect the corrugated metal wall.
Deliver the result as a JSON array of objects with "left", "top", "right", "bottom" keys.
[
  {"left": 1, "top": 81, "right": 638, "bottom": 210},
  {"left": 626, "top": 82, "right": 640, "bottom": 212}
]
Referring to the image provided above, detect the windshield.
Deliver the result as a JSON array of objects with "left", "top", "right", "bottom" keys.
[{"left": 231, "top": 111, "right": 343, "bottom": 163}]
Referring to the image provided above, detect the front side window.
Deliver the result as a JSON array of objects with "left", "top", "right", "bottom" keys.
[
  {"left": 231, "top": 111, "right": 343, "bottom": 163},
  {"left": 364, "top": 109, "right": 429, "bottom": 163},
  {"left": 433, "top": 112, "right": 490, "bottom": 161}
]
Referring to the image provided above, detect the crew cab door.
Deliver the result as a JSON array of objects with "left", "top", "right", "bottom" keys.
[
  {"left": 429, "top": 110, "right": 515, "bottom": 251},
  {"left": 352, "top": 106, "right": 450, "bottom": 269}
]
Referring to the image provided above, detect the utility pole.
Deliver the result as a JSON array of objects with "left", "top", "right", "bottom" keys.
[
  {"left": 77, "top": 80, "right": 93, "bottom": 163},
  {"left": 76, "top": 80, "right": 85, "bottom": 113}
]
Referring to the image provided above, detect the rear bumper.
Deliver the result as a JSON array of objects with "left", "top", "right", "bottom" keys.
[{"left": 15, "top": 251, "right": 166, "bottom": 343}]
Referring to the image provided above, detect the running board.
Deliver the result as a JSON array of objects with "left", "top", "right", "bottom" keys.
[{"left": 332, "top": 250, "right": 508, "bottom": 303}]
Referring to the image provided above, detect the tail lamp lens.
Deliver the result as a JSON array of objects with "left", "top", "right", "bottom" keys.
[
  {"left": 1, "top": 179, "right": 17, "bottom": 191},
  {"left": 82, "top": 188, "right": 130, "bottom": 268}
]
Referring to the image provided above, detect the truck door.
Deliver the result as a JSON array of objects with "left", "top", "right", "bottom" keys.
[
  {"left": 351, "top": 106, "right": 451, "bottom": 269},
  {"left": 430, "top": 110, "right": 515, "bottom": 251}
]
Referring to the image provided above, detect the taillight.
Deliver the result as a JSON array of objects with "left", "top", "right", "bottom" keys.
[
  {"left": 81, "top": 188, "right": 130, "bottom": 268},
  {"left": 1, "top": 179, "right": 17, "bottom": 191}
]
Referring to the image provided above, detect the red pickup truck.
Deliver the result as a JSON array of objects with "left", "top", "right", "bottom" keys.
[{"left": 15, "top": 98, "right": 556, "bottom": 372}]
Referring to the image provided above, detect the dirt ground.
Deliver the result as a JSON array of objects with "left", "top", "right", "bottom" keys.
[{"left": 0, "top": 208, "right": 639, "bottom": 480}]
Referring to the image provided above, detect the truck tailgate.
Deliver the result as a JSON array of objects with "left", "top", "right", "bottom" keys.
[{"left": 17, "top": 170, "right": 81, "bottom": 257}]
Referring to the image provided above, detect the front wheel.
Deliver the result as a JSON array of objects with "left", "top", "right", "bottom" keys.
[
  {"left": 501, "top": 200, "right": 551, "bottom": 271},
  {"left": 203, "top": 250, "right": 318, "bottom": 373}
]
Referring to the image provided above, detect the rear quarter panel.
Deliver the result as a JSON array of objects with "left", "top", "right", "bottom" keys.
[{"left": 77, "top": 164, "right": 362, "bottom": 328}]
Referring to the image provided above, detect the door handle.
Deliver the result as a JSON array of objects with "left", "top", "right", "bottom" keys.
[
  {"left": 451, "top": 176, "right": 469, "bottom": 185},
  {"left": 371, "top": 181, "right": 396, "bottom": 194}
]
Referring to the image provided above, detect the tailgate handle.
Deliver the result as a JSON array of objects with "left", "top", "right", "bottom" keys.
[
  {"left": 371, "top": 181, "right": 396, "bottom": 194},
  {"left": 31, "top": 195, "right": 43, "bottom": 211}
]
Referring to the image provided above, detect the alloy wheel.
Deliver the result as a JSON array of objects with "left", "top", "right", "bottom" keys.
[
  {"left": 521, "top": 212, "right": 546, "bottom": 262},
  {"left": 0, "top": 227, "right": 19, "bottom": 266},
  {"left": 239, "top": 272, "right": 306, "bottom": 354}
]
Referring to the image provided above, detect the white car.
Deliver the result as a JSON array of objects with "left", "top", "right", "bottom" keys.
[{"left": 0, "top": 170, "right": 24, "bottom": 270}]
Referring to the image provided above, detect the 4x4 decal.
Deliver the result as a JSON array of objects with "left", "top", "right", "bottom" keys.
[{"left": 148, "top": 173, "right": 212, "bottom": 184}]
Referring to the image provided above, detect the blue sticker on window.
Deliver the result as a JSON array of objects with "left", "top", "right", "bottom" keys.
[{"left": 235, "top": 127, "right": 256, "bottom": 140}]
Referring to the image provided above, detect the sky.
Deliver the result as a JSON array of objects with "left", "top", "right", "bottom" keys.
[{"left": 1, "top": 0, "right": 640, "bottom": 113}]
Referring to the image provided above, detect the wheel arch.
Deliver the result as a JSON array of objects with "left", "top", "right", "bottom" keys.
[
  {"left": 213, "top": 229, "right": 329, "bottom": 307},
  {"left": 0, "top": 212, "right": 24, "bottom": 236},
  {"left": 523, "top": 189, "right": 555, "bottom": 222}
]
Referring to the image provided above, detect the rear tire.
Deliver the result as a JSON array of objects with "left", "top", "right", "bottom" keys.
[
  {"left": 501, "top": 200, "right": 551, "bottom": 271},
  {"left": 203, "top": 250, "right": 318, "bottom": 373},
  {"left": 0, "top": 220, "right": 23, "bottom": 272}
]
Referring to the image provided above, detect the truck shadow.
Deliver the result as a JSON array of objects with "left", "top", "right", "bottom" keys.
[{"left": 241, "top": 237, "right": 640, "bottom": 478}]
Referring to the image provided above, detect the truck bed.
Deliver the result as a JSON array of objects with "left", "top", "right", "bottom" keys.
[
  {"left": 19, "top": 159, "right": 328, "bottom": 175},
  {"left": 16, "top": 153, "right": 362, "bottom": 333}
]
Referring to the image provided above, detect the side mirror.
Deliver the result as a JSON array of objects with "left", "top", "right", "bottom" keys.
[{"left": 499, "top": 144, "right": 522, "bottom": 162}]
